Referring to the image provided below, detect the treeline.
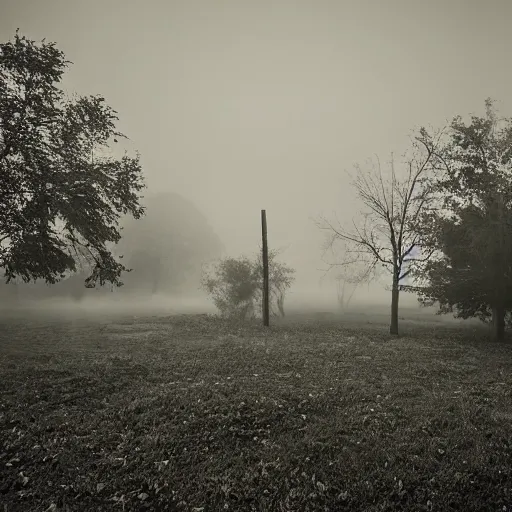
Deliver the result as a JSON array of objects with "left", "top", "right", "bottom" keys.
[
  {"left": 3, "top": 32, "right": 512, "bottom": 341},
  {"left": 319, "top": 99, "right": 512, "bottom": 341},
  {"left": 0, "top": 192, "right": 224, "bottom": 303}
]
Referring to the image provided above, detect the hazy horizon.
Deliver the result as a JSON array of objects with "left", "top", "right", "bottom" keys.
[{"left": 2, "top": 0, "right": 512, "bottom": 313}]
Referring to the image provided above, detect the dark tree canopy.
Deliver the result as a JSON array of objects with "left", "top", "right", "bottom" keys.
[
  {"left": 418, "top": 202, "right": 512, "bottom": 319},
  {"left": 412, "top": 99, "right": 512, "bottom": 340},
  {"left": 0, "top": 31, "right": 145, "bottom": 288}
]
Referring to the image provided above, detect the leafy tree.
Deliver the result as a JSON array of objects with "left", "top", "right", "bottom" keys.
[
  {"left": 413, "top": 200, "right": 512, "bottom": 332},
  {"left": 410, "top": 99, "right": 512, "bottom": 341},
  {"left": 202, "top": 256, "right": 259, "bottom": 319},
  {"left": 0, "top": 31, "right": 144, "bottom": 288},
  {"left": 202, "top": 250, "right": 295, "bottom": 320},
  {"left": 317, "top": 132, "right": 442, "bottom": 334}
]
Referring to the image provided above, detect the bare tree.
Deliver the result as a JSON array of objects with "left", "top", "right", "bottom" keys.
[
  {"left": 336, "top": 276, "right": 358, "bottom": 310},
  {"left": 316, "top": 129, "right": 443, "bottom": 335}
]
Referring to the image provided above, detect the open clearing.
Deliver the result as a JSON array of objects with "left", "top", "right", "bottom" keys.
[{"left": 1, "top": 311, "right": 511, "bottom": 511}]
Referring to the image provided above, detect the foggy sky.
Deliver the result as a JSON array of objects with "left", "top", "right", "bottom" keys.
[{"left": 2, "top": 0, "right": 511, "bottom": 305}]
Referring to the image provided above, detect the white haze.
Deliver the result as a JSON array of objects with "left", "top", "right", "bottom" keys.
[{"left": 1, "top": 0, "right": 512, "bottom": 317}]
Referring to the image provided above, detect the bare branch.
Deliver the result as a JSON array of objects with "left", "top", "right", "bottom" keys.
[{"left": 316, "top": 130, "right": 443, "bottom": 293}]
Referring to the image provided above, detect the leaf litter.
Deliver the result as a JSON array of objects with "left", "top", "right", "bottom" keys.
[{"left": 0, "top": 313, "right": 511, "bottom": 510}]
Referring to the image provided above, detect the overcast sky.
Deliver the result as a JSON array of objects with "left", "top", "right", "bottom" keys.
[{"left": 2, "top": 0, "right": 512, "bottom": 305}]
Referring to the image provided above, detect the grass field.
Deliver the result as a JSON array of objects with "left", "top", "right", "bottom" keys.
[{"left": 1, "top": 309, "right": 511, "bottom": 511}]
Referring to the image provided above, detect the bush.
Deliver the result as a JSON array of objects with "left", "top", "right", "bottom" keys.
[{"left": 202, "top": 251, "right": 295, "bottom": 320}]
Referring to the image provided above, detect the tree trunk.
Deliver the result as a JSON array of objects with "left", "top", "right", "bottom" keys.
[
  {"left": 277, "top": 293, "right": 285, "bottom": 317},
  {"left": 390, "top": 276, "right": 400, "bottom": 335},
  {"left": 337, "top": 280, "right": 345, "bottom": 310},
  {"left": 151, "top": 274, "right": 159, "bottom": 295},
  {"left": 492, "top": 304, "right": 506, "bottom": 342}
]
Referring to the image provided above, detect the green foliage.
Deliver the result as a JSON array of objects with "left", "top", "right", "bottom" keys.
[
  {"left": 202, "top": 250, "right": 295, "bottom": 319},
  {"left": 0, "top": 31, "right": 145, "bottom": 287},
  {"left": 412, "top": 99, "right": 512, "bottom": 333}
]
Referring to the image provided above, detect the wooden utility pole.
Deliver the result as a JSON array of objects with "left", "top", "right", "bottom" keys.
[{"left": 261, "top": 209, "right": 270, "bottom": 326}]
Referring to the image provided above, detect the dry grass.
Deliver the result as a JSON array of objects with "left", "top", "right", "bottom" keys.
[{"left": 0, "top": 312, "right": 511, "bottom": 511}]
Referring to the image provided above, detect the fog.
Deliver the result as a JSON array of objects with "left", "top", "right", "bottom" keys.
[{"left": 2, "top": 0, "right": 512, "bottom": 316}]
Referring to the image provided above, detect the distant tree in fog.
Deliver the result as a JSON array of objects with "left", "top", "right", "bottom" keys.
[
  {"left": 116, "top": 192, "right": 224, "bottom": 296},
  {"left": 316, "top": 130, "right": 443, "bottom": 335},
  {"left": 0, "top": 31, "right": 145, "bottom": 289},
  {"left": 202, "top": 250, "right": 295, "bottom": 320},
  {"left": 335, "top": 276, "right": 358, "bottom": 310}
]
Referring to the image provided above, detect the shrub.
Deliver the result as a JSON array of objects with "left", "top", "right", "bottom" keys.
[{"left": 202, "top": 251, "right": 295, "bottom": 320}]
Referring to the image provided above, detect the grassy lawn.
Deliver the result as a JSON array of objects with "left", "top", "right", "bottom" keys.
[{"left": 1, "top": 312, "right": 511, "bottom": 511}]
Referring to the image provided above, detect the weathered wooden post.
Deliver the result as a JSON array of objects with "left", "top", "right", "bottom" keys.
[{"left": 261, "top": 210, "right": 270, "bottom": 327}]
